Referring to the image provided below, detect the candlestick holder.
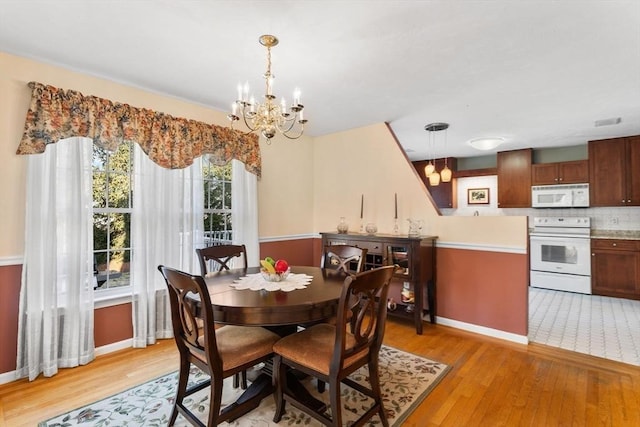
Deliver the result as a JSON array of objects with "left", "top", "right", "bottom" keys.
[
  {"left": 359, "top": 221, "right": 365, "bottom": 234},
  {"left": 393, "top": 218, "right": 399, "bottom": 235}
]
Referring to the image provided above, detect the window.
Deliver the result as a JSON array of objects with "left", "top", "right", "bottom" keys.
[
  {"left": 91, "top": 148, "right": 233, "bottom": 292},
  {"left": 202, "top": 158, "right": 232, "bottom": 245},
  {"left": 92, "top": 142, "right": 133, "bottom": 290}
]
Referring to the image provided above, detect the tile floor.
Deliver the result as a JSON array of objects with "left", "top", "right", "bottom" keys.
[{"left": 528, "top": 286, "right": 640, "bottom": 366}]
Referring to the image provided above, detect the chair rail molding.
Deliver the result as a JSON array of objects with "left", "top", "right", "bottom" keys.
[
  {"left": 436, "top": 241, "right": 526, "bottom": 254},
  {"left": 0, "top": 256, "right": 24, "bottom": 267}
]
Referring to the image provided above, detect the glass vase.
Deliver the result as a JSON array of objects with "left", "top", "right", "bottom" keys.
[{"left": 337, "top": 217, "right": 349, "bottom": 234}]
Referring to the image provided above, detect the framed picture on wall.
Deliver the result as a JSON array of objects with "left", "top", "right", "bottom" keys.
[{"left": 468, "top": 188, "right": 490, "bottom": 205}]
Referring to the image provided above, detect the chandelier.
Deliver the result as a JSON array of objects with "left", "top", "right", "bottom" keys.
[
  {"left": 228, "top": 35, "right": 307, "bottom": 142},
  {"left": 424, "top": 122, "right": 452, "bottom": 186}
]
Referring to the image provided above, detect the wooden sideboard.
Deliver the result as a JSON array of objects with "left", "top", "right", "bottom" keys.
[{"left": 320, "top": 232, "right": 437, "bottom": 334}]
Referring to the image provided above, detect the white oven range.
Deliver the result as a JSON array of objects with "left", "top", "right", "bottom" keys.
[{"left": 529, "top": 216, "right": 591, "bottom": 294}]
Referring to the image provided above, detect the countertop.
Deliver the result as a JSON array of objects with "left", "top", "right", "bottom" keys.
[
  {"left": 590, "top": 230, "right": 640, "bottom": 240},
  {"left": 528, "top": 229, "right": 640, "bottom": 240}
]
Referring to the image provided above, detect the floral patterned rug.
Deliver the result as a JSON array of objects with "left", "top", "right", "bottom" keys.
[{"left": 39, "top": 345, "right": 449, "bottom": 427}]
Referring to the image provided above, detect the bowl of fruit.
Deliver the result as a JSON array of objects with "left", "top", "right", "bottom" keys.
[{"left": 260, "top": 257, "right": 290, "bottom": 282}]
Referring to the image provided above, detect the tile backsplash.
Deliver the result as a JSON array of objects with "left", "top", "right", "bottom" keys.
[
  {"left": 442, "top": 206, "right": 640, "bottom": 231},
  {"left": 442, "top": 176, "right": 640, "bottom": 231}
]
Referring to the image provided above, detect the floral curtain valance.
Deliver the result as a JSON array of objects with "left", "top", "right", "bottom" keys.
[{"left": 15, "top": 82, "right": 261, "bottom": 176}]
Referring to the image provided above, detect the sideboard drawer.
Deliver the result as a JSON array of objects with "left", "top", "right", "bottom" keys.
[{"left": 350, "top": 240, "right": 383, "bottom": 254}]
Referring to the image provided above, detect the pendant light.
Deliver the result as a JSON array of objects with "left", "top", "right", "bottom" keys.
[
  {"left": 429, "top": 170, "right": 441, "bottom": 186},
  {"left": 424, "top": 161, "right": 435, "bottom": 177},
  {"left": 441, "top": 158, "right": 452, "bottom": 183},
  {"left": 424, "top": 122, "right": 451, "bottom": 186}
]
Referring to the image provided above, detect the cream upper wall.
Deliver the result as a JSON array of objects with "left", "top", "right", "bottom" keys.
[
  {"left": 1, "top": 51, "right": 526, "bottom": 257},
  {"left": 312, "top": 123, "right": 528, "bottom": 248},
  {"left": 257, "top": 133, "right": 315, "bottom": 237},
  {"left": 312, "top": 123, "right": 441, "bottom": 236}
]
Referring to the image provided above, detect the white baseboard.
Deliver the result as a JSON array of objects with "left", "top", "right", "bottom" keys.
[
  {"left": 0, "top": 369, "right": 17, "bottom": 385},
  {"left": 94, "top": 338, "right": 133, "bottom": 356},
  {"left": 435, "top": 316, "right": 529, "bottom": 345},
  {"left": 0, "top": 339, "right": 133, "bottom": 385}
]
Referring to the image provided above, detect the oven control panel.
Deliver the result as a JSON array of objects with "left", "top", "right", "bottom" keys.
[{"left": 532, "top": 217, "right": 590, "bottom": 228}]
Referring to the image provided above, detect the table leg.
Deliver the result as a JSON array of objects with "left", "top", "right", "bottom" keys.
[{"left": 222, "top": 361, "right": 326, "bottom": 421}]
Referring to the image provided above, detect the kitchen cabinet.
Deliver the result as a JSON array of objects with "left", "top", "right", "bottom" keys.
[
  {"left": 589, "top": 135, "right": 640, "bottom": 206},
  {"left": 531, "top": 160, "right": 588, "bottom": 185},
  {"left": 591, "top": 239, "right": 640, "bottom": 300},
  {"left": 497, "top": 148, "right": 532, "bottom": 208},
  {"left": 321, "top": 232, "right": 437, "bottom": 334},
  {"left": 412, "top": 158, "right": 458, "bottom": 208}
]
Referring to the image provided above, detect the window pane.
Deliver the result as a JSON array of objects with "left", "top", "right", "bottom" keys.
[
  {"left": 93, "top": 141, "right": 133, "bottom": 293},
  {"left": 210, "top": 182, "right": 223, "bottom": 210},
  {"left": 109, "top": 213, "right": 131, "bottom": 250},
  {"left": 108, "top": 173, "right": 131, "bottom": 208},
  {"left": 95, "top": 250, "right": 130, "bottom": 290},
  {"left": 93, "top": 172, "right": 107, "bottom": 209},
  {"left": 207, "top": 212, "right": 224, "bottom": 231},
  {"left": 108, "top": 142, "right": 132, "bottom": 173},
  {"left": 93, "top": 145, "right": 107, "bottom": 171},
  {"left": 202, "top": 161, "right": 232, "bottom": 246},
  {"left": 203, "top": 181, "right": 212, "bottom": 209},
  {"left": 93, "top": 213, "right": 109, "bottom": 251}
]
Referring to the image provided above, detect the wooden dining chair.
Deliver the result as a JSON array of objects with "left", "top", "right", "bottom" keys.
[
  {"left": 196, "top": 244, "right": 247, "bottom": 276},
  {"left": 272, "top": 264, "right": 398, "bottom": 427},
  {"left": 158, "top": 265, "right": 280, "bottom": 427},
  {"left": 321, "top": 245, "right": 367, "bottom": 274},
  {"left": 195, "top": 244, "right": 249, "bottom": 389}
]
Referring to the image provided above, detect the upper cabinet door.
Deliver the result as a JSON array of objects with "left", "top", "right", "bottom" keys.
[
  {"left": 589, "top": 137, "right": 639, "bottom": 206},
  {"left": 627, "top": 136, "right": 640, "bottom": 205},
  {"left": 532, "top": 160, "right": 588, "bottom": 185},
  {"left": 558, "top": 160, "right": 589, "bottom": 184},
  {"left": 497, "top": 148, "right": 532, "bottom": 208},
  {"left": 531, "top": 163, "right": 559, "bottom": 185}
]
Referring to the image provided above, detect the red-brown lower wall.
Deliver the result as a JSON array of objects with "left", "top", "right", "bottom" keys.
[
  {"left": 436, "top": 247, "right": 528, "bottom": 336},
  {"left": 0, "top": 264, "right": 133, "bottom": 375},
  {"left": 1, "top": 240, "right": 528, "bottom": 376},
  {"left": 259, "top": 237, "right": 321, "bottom": 267},
  {"left": 260, "top": 238, "right": 528, "bottom": 337},
  {"left": 0, "top": 264, "right": 21, "bottom": 374},
  {"left": 0, "top": 238, "right": 321, "bottom": 375},
  {"left": 95, "top": 303, "right": 133, "bottom": 347}
]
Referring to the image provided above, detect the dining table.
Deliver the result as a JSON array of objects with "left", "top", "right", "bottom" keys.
[{"left": 201, "top": 265, "right": 348, "bottom": 420}]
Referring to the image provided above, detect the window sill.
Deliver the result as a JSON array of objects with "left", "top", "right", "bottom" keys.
[{"left": 95, "top": 288, "right": 132, "bottom": 309}]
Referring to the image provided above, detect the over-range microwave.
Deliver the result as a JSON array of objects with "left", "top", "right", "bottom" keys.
[{"left": 531, "top": 183, "right": 590, "bottom": 208}]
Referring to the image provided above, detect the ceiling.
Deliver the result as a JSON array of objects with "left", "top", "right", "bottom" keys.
[{"left": 1, "top": 1, "right": 639, "bottom": 161}]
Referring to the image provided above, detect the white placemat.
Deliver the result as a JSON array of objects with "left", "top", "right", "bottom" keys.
[{"left": 230, "top": 273, "right": 313, "bottom": 292}]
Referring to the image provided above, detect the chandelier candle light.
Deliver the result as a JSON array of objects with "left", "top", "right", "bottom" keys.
[{"left": 228, "top": 35, "right": 307, "bottom": 141}]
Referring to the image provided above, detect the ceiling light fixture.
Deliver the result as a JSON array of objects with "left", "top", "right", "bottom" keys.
[
  {"left": 228, "top": 35, "right": 307, "bottom": 142},
  {"left": 468, "top": 137, "right": 505, "bottom": 151},
  {"left": 424, "top": 122, "right": 451, "bottom": 186}
]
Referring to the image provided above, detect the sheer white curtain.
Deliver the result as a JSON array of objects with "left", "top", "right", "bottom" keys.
[
  {"left": 131, "top": 144, "right": 204, "bottom": 348},
  {"left": 16, "top": 137, "right": 95, "bottom": 381},
  {"left": 231, "top": 159, "right": 260, "bottom": 267}
]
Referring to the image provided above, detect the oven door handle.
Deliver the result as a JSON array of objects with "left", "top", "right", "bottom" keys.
[{"left": 530, "top": 234, "right": 590, "bottom": 242}]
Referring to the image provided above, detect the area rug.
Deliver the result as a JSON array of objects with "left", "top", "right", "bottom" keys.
[{"left": 39, "top": 345, "right": 449, "bottom": 427}]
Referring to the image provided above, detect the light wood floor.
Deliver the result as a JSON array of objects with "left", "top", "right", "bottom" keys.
[{"left": 1, "top": 319, "right": 639, "bottom": 426}]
